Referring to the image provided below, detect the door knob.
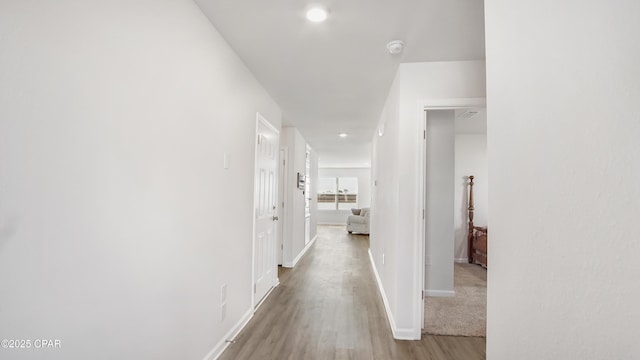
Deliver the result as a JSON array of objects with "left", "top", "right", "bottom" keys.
[{"left": 272, "top": 216, "right": 279, "bottom": 221}]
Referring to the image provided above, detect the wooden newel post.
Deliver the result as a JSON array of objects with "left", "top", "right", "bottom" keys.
[{"left": 467, "top": 175, "right": 475, "bottom": 264}]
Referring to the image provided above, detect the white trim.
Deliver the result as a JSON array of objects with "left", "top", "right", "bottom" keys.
[
  {"left": 416, "top": 97, "right": 486, "bottom": 337},
  {"left": 419, "top": 109, "right": 427, "bottom": 331},
  {"left": 317, "top": 222, "right": 347, "bottom": 226},
  {"left": 280, "top": 146, "right": 290, "bottom": 266},
  {"left": 368, "top": 250, "right": 396, "bottom": 336},
  {"left": 393, "top": 327, "right": 420, "bottom": 340},
  {"left": 254, "top": 282, "right": 278, "bottom": 311},
  {"left": 454, "top": 257, "right": 469, "bottom": 263},
  {"left": 368, "top": 249, "right": 419, "bottom": 340},
  {"left": 282, "top": 234, "right": 317, "bottom": 268},
  {"left": 425, "top": 289, "right": 456, "bottom": 297},
  {"left": 278, "top": 147, "right": 288, "bottom": 266},
  {"left": 203, "top": 308, "right": 253, "bottom": 360},
  {"left": 418, "top": 97, "right": 486, "bottom": 110}
]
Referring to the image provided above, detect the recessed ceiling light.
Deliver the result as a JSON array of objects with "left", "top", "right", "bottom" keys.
[
  {"left": 306, "top": 6, "right": 328, "bottom": 22},
  {"left": 338, "top": 133, "right": 348, "bottom": 138}
]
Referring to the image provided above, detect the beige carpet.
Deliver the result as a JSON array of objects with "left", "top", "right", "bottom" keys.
[{"left": 423, "top": 263, "right": 486, "bottom": 337}]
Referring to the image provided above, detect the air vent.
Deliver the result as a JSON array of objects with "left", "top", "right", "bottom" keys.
[{"left": 457, "top": 110, "right": 479, "bottom": 119}]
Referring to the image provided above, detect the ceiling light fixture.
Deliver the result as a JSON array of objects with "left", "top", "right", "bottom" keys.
[
  {"left": 338, "top": 132, "right": 348, "bottom": 138},
  {"left": 306, "top": 6, "right": 328, "bottom": 22},
  {"left": 386, "top": 40, "right": 405, "bottom": 55}
]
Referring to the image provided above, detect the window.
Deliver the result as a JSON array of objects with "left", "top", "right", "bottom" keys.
[
  {"left": 317, "top": 177, "right": 358, "bottom": 210},
  {"left": 318, "top": 178, "right": 337, "bottom": 210}
]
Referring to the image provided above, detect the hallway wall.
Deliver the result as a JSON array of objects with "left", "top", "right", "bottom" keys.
[
  {"left": 280, "top": 127, "right": 318, "bottom": 267},
  {"left": 0, "top": 1, "right": 281, "bottom": 359},
  {"left": 371, "top": 60, "right": 486, "bottom": 338},
  {"left": 485, "top": 1, "right": 640, "bottom": 358}
]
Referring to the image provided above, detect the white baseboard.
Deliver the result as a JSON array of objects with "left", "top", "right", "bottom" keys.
[
  {"left": 454, "top": 257, "right": 468, "bottom": 263},
  {"left": 425, "top": 289, "right": 455, "bottom": 297},
  {"left": 368, "top": 250, "right": 418, "bottom": 340},
  {"left": 203, "top": 307, "right": 253, "bottom": 360},
  {"left": 393, "top": 327, "right": 420, "bottom": 340},
  {"left": 254, "top": 280, "right": 279, "bottom": 311},
  {"left": 318, "top": 222, "right": 346, "bottom": 226},
  {"left": 282, "top": 235, "right": 317, "bottom": 268},
  {"left": 367, "top": 250, "right": 396, "bottom": 336}
]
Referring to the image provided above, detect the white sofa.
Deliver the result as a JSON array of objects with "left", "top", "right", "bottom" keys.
[{"left": 347, "top": 208, "right": 370, "bottom": 235}]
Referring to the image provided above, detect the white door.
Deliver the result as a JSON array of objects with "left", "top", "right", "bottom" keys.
[{"left": 253, "top": 113, "right": 279, "bottom": 307}]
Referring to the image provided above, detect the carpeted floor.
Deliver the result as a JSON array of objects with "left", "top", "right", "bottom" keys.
[{"left": 423, "top": 263, "right": 487, "bottom": 337}]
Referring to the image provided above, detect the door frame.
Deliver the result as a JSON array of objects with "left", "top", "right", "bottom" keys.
[
  {"left": 251, "top": 112, "right": 280, "bottom": 310},
  {"left": 277, "top": 147, "right": 288, "bottom": 265},
  {"left": 416, "top": 98, "right": 486, "bottom": 334}
]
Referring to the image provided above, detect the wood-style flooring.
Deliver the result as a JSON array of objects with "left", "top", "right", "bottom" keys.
[{"left": 219, "top": 225, "right": 486, "bottom": 360}]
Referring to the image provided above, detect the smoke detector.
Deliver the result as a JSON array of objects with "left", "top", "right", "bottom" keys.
[{"left": 386, "top": 40, "right": 405, "bottom": 55}]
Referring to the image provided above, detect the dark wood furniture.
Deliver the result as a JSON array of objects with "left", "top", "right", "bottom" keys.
[{"left": 467, "top": 176, "right": 488, "bottom": 268}]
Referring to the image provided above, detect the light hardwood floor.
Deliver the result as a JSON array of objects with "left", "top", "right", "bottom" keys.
[{"left": 219, "top": 225, "right": 486, "bottom": 360}]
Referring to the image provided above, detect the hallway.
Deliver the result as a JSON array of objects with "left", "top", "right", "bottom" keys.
[{"left": 219, "top": 226, "right": 485, "bottom": 360}]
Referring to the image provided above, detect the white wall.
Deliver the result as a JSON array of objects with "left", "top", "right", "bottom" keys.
[
  {"left": 370, "top": 71, "right": 401, "bottom": 337},
  {"left": 0, "top": 1, "right": 281, "bottom": 359},
  {"left": 453, "top": 134, "right": 488, "bottom": 261},
  {"left": 280, "top": 127, "right": 317, "bottom": 267},
  {"left": 485, "top": 1, "right": 640, "bottom": 358},
  {"left": 317, "top": 168, "right": 371, "bottom": 225},
  {"left": 424, "top": 110, "right": 455, "bottom": 293}
]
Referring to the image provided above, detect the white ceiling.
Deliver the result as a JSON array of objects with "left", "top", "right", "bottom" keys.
[{"left": 195, "top": 0, "right": 486, "bottom": 168}]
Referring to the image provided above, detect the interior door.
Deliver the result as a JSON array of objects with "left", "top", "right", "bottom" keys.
[{"left": 254, "top": 113, "right": 279, "bottom": 307}]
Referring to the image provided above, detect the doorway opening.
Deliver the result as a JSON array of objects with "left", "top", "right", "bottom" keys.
[{"left": 419, "top": 100, "right": 487, "bottom": 339}]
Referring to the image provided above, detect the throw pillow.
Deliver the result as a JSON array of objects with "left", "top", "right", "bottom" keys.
[{"left": 351, "top": 208, "right": 361, "bottom": 215}]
